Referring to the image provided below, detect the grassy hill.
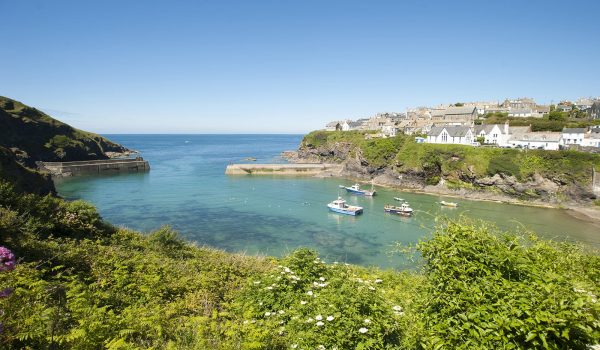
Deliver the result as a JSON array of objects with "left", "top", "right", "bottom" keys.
[
  {"left": 299, "top": 131, "right": 600, "bottom": 203},
  {"left": 0, "top": 96, "right": 128, "bottom": 167}
]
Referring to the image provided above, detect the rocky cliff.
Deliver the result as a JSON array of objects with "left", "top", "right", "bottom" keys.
[
  {"left": 297, "top": 131, "right": 600, "bottom": 205},
  {"left": 0, "top": 96, "right": 128, "bottom": 168},
  {"left": 0, "top": 145, "right": 55, "bottom": 195}
]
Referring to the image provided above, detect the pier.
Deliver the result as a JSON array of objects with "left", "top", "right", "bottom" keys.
[
  {"left": 225, "top": 163, "right": 343, "bottom": 176},
  {"left": 39, "top": 158, "right": 150, "bottom": 176}
]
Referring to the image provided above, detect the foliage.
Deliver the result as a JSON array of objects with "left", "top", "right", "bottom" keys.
[
  {"left": 1, "top": 181, "right": 600, "bottom": 349},
  {"left": 416, "top": 219, "right": 600, "bottom": 349}
]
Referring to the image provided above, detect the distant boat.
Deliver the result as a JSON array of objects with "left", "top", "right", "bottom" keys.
[
  {"left": 243, "top": 157, "right": 257, "bottom": 161},
  {"left": 327, "top": 197, "right": 363, "bottom": 216},
  {"left": 393, "top": 197, "right": 404, "bottom": 201},
  {"left": 440, "top": 201, "right": 458, "bottom": 207},
  {"left": 341, "top": 183, "right": 376, "bottom": 196},
  {"left": 384, "top": 203, "right": 413, "bottom": 216}
]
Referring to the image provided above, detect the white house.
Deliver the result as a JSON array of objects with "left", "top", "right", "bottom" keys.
[
  {"left": 427, "top": 126, "right": 474, "bottom": 145},
  {"left": 561, "top": 128, "right": 586, "bottom": 146},
  {"left": 582, "top": 132, "right": 600, "bottom": 148},
  {"left": 508, "top": 132, "right": 562, "bottom": 150},
  {"left": 325, "top": 121, "right": 342, "bottom": 131},
  {"left": 508, "top": 109, "right": 534, "bottom": 118},
  {"left": 474, "top": 123, "right": 510, "bottom": 146}
]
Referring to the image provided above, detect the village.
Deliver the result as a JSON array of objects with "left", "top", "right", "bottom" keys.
[{"left": 325, "top": 97, "right": 600, "bottom": 150}]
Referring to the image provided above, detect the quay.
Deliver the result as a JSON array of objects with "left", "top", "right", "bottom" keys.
[
  {"left": 225, "top": 163, "right": 343, "bottom": 176},
  {"left": 39, "top": 158, "right": 150, "bottom": 176}
]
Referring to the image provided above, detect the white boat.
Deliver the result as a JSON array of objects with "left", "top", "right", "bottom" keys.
[
  {"left": 393, "top": 197, "right": 404, "bottom": 202},
  {"left": 341, "top": 183, "right": 376, "bottom": 196},
  {"left": 327, "top": 197, "right": 363, "bottom": 216},
  {"left": 384, "top": 203, "right": 413, "bottom": 216},
  {"left": 440, "top": 201, "right": 458, "bottom": 207}
]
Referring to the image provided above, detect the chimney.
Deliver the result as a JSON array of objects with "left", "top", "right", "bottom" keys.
[{"left": 504, "top": 121, "right": 509, "bottom": 134}]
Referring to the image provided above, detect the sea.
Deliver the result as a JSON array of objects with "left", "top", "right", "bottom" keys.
[{"left": 54, "top": 134, "right": 600, "bottom": 269}]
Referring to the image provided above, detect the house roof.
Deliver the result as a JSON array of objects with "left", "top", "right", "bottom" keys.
[
  {"left": 475, "top": 124, "right": 504, "bottom": 135},
  {"left": 509, "top": 126, "right": 532, "bottom": 135},
  {"left": 535, "top": 105, "right": 550, "bottom": 113},
  {"left": 348, "top": 121, "right": 363, "bottom": 128},
  {"left": 428, "top": 126, "right": 472, "bottom": 137},
  {"left": 443, "top": 106, "right": 477, "bottom": 115},
  {"left": 562, "top": 128, "right": 587, "bottom": 134},
  {"left": 326, "top": 121, "right": 340, "bottom": 127},
  {"left": 513, "top": 132, "right": 562, "bottom": 142}
]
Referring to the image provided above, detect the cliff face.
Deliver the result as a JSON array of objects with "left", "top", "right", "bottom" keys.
[
  {"left": 0, "top": 146, "right": 56, "bottom": 196},
  {"left": 297, "top": 131, "right": 600, "bottom": 205},
  {"left": 0, "top": 96, "right": 128, "bottom": 167}
]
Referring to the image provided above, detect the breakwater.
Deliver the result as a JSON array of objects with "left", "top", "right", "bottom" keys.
[
  {"left": 225, "top": 163, "right": 343, "bottom": 176},
  {"left": 40, "top": 158, "right": 150, "bottom": 176}
]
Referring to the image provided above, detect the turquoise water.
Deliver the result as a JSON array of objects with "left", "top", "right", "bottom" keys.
[{"left": 54, "top": 135, "right": 600, "bottom": 269}]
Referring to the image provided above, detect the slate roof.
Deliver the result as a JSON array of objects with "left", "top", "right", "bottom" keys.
[
  {"left": 428, "top": 126, "right": 471, "bottom": 137},
  {"left": 508, "top": 108, "right": 533, "bottom": 114},
  {"left": 513, "top": 132, "right": 562, "bottom": 142},
  {"left": 474, "top": 124, "right": 503, "bottom": 134},
  {"left": 562, "top": 128, "right": 587, "bottom": 134},
  {"left": 443, "top": 106, "right": 477, "bottom": 115}
]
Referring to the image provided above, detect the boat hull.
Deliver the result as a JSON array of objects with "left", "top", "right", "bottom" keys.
[
  {"left": 384, "top": 208, "right": 413, "bottom": 216},
  {"left": 328, "top": 206, "right": 363, "bottom": 216},
  {"left": 345, "top": 188, "right": 375, "bottom": 196}
]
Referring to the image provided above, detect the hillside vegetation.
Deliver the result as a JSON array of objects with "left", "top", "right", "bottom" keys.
[
  {"left": 0, "top": 96, "right": 128, "bottom": 167},
  {"left": 0, "top": 180, "right": 599, "bottom": 349},
  {"left": 300, "top": 131, "right": 600, "bottom": 203}
]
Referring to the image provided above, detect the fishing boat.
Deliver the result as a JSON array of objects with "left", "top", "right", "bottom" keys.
[
  {"left": 440, "top": 201, "right": 458, "bottom": 207},
  {"left": 340, "top": 183, "right": 376, "bottom": 196},
  {"left": 327, "top": 197, "right": 363, "bottom": 216},
  {"left": 384, "top": 203, "right": 413, "bottom": 216},
  {"left": 393, "top": 197, "right": 404, "bottom": 201}
]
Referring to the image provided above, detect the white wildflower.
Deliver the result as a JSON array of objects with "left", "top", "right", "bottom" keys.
[
  {"left": 317, "top": 346, "right": 325, "bottom": 350},
  {"left": 326, "top": 315, "right": 334, "bottom": 321},
  {"left": 357, "top": 278, "right": 363, "bottom": 283},
  {"left": 313, "top": 281, "right": 320, "bottom": 287},
  {"left": 278, "top": 310, "right": 285, "bottom": 314},
  {"left": 315, "top": 315, "right": 323, "bottom": 320},
  {"left": 369, "top": 286, "right": 375, "bottom": 291},
  {"left": 307, "top": 290, "right": 313, "bottom": 296},
  {"left": 316, "top": 321, "right": 324, "bottom": 326},
  {"left": 319, "top": 277, "right": 326, "bottom": 281},
  {"left": 300, "top": 300, "right": 307, "bottom": 305},
  {"left": 319, "top": 283, "right": 327, "bottom": 287},
  {"left": 266, "top": 286, "right": 273, "bottom": 290},
  {"left": 265, "top": 312, "right": 271, "bottom": 317},
  {"left": 364, "top": 319, "right": 371, "bottom": 324},
  {"left": 359, "top": 327, "right": 368, "bottom": 333},
  {"left": 392, "top": 305, "right": 403, "bottom": 312},
  {"left": 253, "top": 281, "right": 261, "bottom": 285},
  {"left": 291, "top": 344, "right": 298, "bottom": 349},
  {"left": 375, "top": 279, "right": 383, "bottom": 283},
  {"left": 306, "top": 317, "right": 314, "bottom": 323},
  {"left": 284, "top": 267, "right": 291, "bottom": 273}
]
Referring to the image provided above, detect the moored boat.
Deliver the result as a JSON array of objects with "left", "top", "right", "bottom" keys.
[
  {"left": 384, "top": 203, "right": 413, "bottom": 216},
  {"left": 327, "top": 197, "right": 363, "bottom": 216},
  {"left": 341, "top": 183, "right": 376, "bottom": 196},
  {"left": 440, "top": 201, "right": 458, "bottom": 207},
  {"left": 393, "top": 197, "right": 404, "bottom": 201}
]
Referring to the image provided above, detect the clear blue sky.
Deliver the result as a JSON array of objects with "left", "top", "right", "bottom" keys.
[{"left": 1, "top": 0, "right": 599, "bottom": 133}]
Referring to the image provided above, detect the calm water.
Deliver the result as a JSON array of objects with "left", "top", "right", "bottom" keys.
[{"left": 54, "top": 135, "right": 600, "bottom": 269}]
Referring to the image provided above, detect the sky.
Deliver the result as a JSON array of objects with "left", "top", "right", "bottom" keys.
[{"left": 1, "top": 0, "right": 599, "bottom": 134}]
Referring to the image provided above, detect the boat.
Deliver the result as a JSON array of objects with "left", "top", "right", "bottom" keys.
[
  {"left": 341, "top": 183, "right": 376, "bottom": 196},
  {"left": 384, "top": 203, "right": 413, "bottom": 216},
  {"left": 327, "top": 197, "right": 363, "bottom": 216},
  {"left": 393, "top": 197, "right": 404, "bottom": 201},
  {"left": 243, "top": 157, "right": 257, "bottom": 161},
  {"left": 440, "top": 201, "right": 458, "bottom": 207}
]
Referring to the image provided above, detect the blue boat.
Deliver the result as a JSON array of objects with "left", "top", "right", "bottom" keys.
[
  {"left": 327, "top": 197, "right": 363, "bottom": 216},
  {"left": 339, "top": 183, "right": 376, "bottom": 196}
]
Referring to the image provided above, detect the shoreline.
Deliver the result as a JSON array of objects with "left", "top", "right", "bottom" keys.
[{"left": 279, "top": 150, "right": 600, "bottom": 224}]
